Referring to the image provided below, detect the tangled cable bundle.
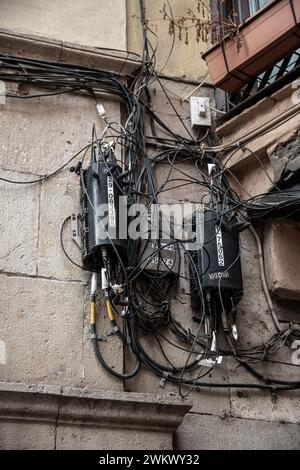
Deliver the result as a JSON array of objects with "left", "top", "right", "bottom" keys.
[{"left": 1, "top": 0, "right": 300, "bottom": 398}]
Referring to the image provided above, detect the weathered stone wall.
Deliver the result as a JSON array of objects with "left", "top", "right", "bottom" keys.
[
  {"left": 127, "top": 0, "right": 212, "bottom": 82},
  {"left": 0, "top": 88, "right": 125, "bottom": 391},
  {"left": 0, "top": 0, "right": 127, "bottom": 50},
  {"left": 0, "top": 382, "right": 191, "bottom": 450},
  {"left": 0, "top": 0, "right": 299, "bottom": 450}
]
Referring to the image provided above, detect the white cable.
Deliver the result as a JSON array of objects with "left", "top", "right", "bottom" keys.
[{"left": 249, "top": 224, "right": 282, "bottom": 332}]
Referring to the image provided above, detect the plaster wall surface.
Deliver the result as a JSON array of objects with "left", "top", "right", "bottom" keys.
[
  {"left": 127, "top": 0, "right": 211, "bottom": 82},
  {"left": 0, "top": 0, "right": 127, "bottom": 50}
]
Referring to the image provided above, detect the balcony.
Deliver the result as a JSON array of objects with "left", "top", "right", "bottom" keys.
[{"left": 203, "top": 0, "right": 300, "bottom": 94}]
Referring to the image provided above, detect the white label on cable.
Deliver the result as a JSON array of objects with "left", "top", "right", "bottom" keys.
[
  {"left": 0, "top": 341, "right": 6, "bottom": 365},
  {"left": 215, "top": 225, "right": 225, "bottom": 267},
  {"left": 107, "top": 176, "right": 116, "bottom": 228}
]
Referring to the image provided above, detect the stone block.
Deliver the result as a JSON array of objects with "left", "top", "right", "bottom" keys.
[
  {"left": 0, "top": 274, "right": 84, "bottom": 387},
  {"left": 0, "top": 381, "right": 191, "bottom": 450},
  {"left": 264, "top": 221, "right": 300, "bottom": 301},
  {"left": 56, "top": 425, "right": 171, "bottom": 450},
  {"left": 37, "top": 171, "right": 85, "bottom": 281},
  {"left": 0, "top": 169, "right": 39, "bottom": 276},
  {"left": 0, "top": 421, "right": 55, "bottom": 450},
  {"left": 228, "top": 344, "right": 300, "bottom": 425},
  {"left": 0, "top": 0, "right": 127, "bottom": 50},
  {"left": 176, "top": 413, "right": 300, "bottom": 449},
  {"left": 0, "top": 91, "right": 121, "bottom": 176}
]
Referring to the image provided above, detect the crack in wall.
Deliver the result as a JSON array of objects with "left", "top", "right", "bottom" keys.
[
  {"left": 53, "top": 387, "right": 63, "bottom": 450},
  {"left": 0, "top": 269, "right": 84, "bottom": 284}
]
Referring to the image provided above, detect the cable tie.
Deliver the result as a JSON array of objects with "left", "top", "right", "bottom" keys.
[{"left": 197, "top": 357, "right": 216, "bottom": 367}]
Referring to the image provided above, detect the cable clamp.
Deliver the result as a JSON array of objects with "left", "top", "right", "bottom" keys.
[
  {"left": 111, "top": 283, "right": 124, "bottom": 295},
  {"left": 159, "top": 372, "right": 169, "bottom": 388},
  {"left": 90, "top": 333, "right": 97, "bottom": 340},
  {"left": 196, "top": 355, "right": 223, "bottom": 367}
]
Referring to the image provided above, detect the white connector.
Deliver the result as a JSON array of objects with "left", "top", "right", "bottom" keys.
[
  {"left": 96, "top": 102, "right": 106, "bottom": 119},
  {"left": 101, "top": 268, "right": 109, "bottom": 290}
]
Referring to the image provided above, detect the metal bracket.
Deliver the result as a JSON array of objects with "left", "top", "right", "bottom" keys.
[{"left": 71, "top": 209, "right": 82, "bottom": 249}]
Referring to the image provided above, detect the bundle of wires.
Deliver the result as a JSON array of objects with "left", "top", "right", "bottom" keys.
[{"left": 1, "top": 0, "right": 300, "bottom": 397}]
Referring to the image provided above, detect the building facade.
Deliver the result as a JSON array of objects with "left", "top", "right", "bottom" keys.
[{"left": 0, "top": 0, "right": 299, "bottom": 450}]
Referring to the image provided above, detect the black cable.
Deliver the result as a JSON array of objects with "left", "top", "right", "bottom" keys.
[
  {"left": 2, "top": 43, "right": 300, "bottom": 394},
  {"left": 60, "top": 217, "right": 83, "bottom": 269},
  {"left": 91, "top": 324, "right": 140, "bottom": 380}
]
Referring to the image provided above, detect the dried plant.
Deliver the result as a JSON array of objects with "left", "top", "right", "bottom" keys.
[{"left": 147, "top": 0, "right": 242, "bottom": 51}]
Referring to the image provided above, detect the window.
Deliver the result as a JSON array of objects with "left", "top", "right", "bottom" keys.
[
  {"left": 219, "top": 0, "right": 270, "bottom": 23},
  {"left": 248, "top": 0, "right": 269, "bottom": 16}
]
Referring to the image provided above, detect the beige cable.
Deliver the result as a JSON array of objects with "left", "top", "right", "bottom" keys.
[{"left": 249, "top": 224, "right": 282, "bottom": 332}]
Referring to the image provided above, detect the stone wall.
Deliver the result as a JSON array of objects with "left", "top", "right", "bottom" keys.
[
  {"left": 0, "top": 0, "right": 127, "bottom": 50},
  {"left": 127, "top": 0, "right": 212, "bottom": 82},
  {"left": 0, "top": 0, "right": 299, "bottom": 450}
]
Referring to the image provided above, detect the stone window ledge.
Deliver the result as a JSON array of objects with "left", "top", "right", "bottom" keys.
[
  {"left": 0, "top": 381, "right": 191, "bottom": 433},
  {"left": 0, "top": 28, "right": 141, "bottom": 77}
]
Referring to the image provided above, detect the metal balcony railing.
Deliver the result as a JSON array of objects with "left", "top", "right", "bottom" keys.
[{"left": 217, "top": 46, "right": 300, "bottom": 122}]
